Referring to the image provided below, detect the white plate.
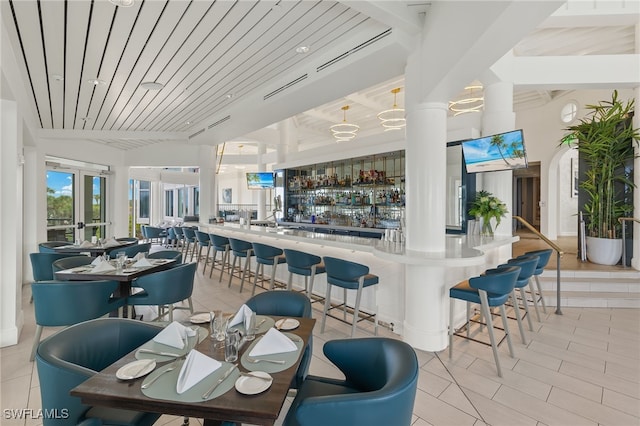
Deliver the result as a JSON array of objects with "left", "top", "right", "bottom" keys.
[
  {"left": 190, "top": 313, "right": 212, "bottom": 324},
  {"left": 116, "top": 359, "right": 156, "bottom": 380},
  {"left": 276, "top": 318, "right": 300, "bottom": 331},
  {"left": 235, "top": 371, "right": 273, "bottom": 395},
  {"left": 122, "top": 268, "right": 137, "bottom": 273}
]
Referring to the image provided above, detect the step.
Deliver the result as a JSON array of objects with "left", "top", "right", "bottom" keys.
[{"left": 537, "top": 269, "right": 640, "bottom": 309}]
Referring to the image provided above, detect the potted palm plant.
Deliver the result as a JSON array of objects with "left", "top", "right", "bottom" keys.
[{"left": 562, "top": 91, "right": 639, "bottom": 265}]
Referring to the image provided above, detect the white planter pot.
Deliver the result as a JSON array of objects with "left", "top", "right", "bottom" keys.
[{"left": 586, "top": 236, "right": 623, "bottom": 266}]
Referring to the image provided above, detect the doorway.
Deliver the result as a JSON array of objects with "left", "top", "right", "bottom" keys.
[
  {"left": 513, "top": 162, "right": 541, "bottom": 231},
  {"left": 46, "top": 161, "right": 109, "bottom": 243}
]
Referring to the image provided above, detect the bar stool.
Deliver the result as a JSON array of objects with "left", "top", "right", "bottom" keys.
[
  {"left": 524, "top": 249, "right": 552, "bottom": 318},
  {"left": 173, "top": 226, "right": 185, "bottom": 253},
  {"left": 194, "top": 230, "right": 212, "bottom": 273},
  {"left": 321, "top": 257, "right": 379, "bottom": 338},
  {"left": 181, "top": 227, "right": 197, "bottom": 262},
  {"left": 251, "top": 242, "right": 286, "bottom": 295},
  {"left": 506, "top": 254, "right": 540, "bottom": 333},
  {"left": 449, "top": 265, "right": 521, "bottom": 377},
  {"left": 283, "top": 249, "right": 326, "bottom": 302},
  {"left": 208, "top": 233, "right": 230, "bottom": 282},
  {"left": 227, "top": 238, "right": 255, "bottom": 292}
]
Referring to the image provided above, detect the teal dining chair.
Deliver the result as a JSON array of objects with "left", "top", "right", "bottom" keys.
[
  {"left": 51, "top": 255, "right": 93, "bottom": 275},
  {"left": 107, "top": 242, "right": 151, "bottom": 259}
]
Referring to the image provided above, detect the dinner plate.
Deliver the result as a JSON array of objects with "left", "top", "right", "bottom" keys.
[
  {"left": 189, "top": 313, "right": 212, "bottom": 324},
  {"left": 116, "top": 359, "right": 156, "bottom": 380},
  {"left": 276, "top": 318, "right": 299, "bottom": 331},
  {"left": 122, "top": 268, "right": 137, "bottom": 273},
  {"left": 235, "top": 371, "right": 273, "bottom": 395}
]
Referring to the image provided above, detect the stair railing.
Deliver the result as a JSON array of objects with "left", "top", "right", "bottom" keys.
[
  {"left": 513, "top": 216, "right": 565, "bottom": 315},
  {"left": 618, "top": 217, "right": 639, "bottom": 268}
]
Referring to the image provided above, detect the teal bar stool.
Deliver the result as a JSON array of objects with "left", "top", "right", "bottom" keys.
[
  {"left": 181, "top": 227, "right": 197, "bottom": 262},
  {"left": 172, "top": 226, "right": 185, "bottom": 252},
  {"left": 449, "top": 265, "right": 521, "bottom": 377},
  {"left": 208, "top": 233, "right": 231, "bottom": 282},
  {"left": 524, "top": 249, "right": 553, "bottom": 319},
  {"left": 251, "top": 242, "right": 287, "bottom": 295},
  {"left": 321, "top": 256, "right": 379, "bottom": 338},
  {"left": 283, "top": 249, "right": 326, "bottom": 302},
  {"left": 227, "top": 238, "right": 255, "bottom": 292},
  {"left": 506, "top": 254, "right": 541, "bottom": 333},
  {"left": 195, "top": 230, "right": 212, "bottom": 272}
]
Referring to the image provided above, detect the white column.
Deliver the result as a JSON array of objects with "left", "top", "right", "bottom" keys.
[
  {"left": 111, "top": 165, "right": 130, "bottom": 238},
  {"left": 481, "top": 80, "right": 515, "bottom": 240},
  {"left": 151, "top": 181, "right": 163, "bottom": 225},
  {"left": 198, "top": 145, "right": 217, "bottom": 224},
  {"left": 632, "top": 83, "right": 640, "bottom": 270},
  {"left": 257, "top": 144, "right": 267, "bottom": 220},
  {"left": 1, "top": 99, "right": 23, "bottom": 347},
  {"left": 279, "top": 118, "right": 298, "bottom": 159}
]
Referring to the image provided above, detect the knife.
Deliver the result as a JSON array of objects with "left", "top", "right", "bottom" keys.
[
  {"left": 138, "top": 348, "right": 181, "bottom": 357},
  {"left": 202, "top": 364, "right": 236, "bottom": 399}
]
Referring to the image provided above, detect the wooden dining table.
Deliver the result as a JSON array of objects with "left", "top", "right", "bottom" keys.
[
  {"left": 71, "top": 316, "right": 315, "bottom": 426},
  {"left": 53, "top": 240, "right": 138, "bottom": 257}
]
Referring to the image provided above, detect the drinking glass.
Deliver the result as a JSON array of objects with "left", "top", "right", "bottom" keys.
[
  {"left": 224, "top": 329, "right": 240, "bottom": 362},
  {"left": 116, "top": 252, "right": 126, "bottom": 271},
  {"left": 244, "top": 312, "right": 256, "bottom": 341},
  {"left": 211, "top": 310, "right": 227, "bottom": 342}
]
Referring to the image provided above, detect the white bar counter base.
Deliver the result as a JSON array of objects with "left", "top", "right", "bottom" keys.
[{"left": 200, "top": 223, "right": 518, "bottom": 352}]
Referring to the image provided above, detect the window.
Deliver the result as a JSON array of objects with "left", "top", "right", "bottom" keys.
[
  {"left": 165, "top": 190, "right": 174, "bottom": 216},
  {"left": 193, "top": 187, "right": 200, "bottom": 215},
  {"left": 139, "top": 180, "right": 150, "bottom": 219},
  {"left": 560, "top": 101, "right": 578, "bottom": 124},
  {"left": 177, "top": 188, "right": 185, "bottom": 217}
]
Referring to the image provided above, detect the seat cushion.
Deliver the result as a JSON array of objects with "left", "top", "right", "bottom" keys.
[
  {"left": 284, "top": 377, "right": 359, "bottom": 426},
  {"left": 327, "top": 273, "right": 379, "bottom": 290}
]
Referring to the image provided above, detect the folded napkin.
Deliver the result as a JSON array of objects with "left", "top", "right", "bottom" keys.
[
  {"left": 133, "top": 252, "right": 146, "bottom": 261},
  {"left": 153, "top": 321, "right": 197, "bottom": 349},
  {"left": 102, "top": 238, "right": 120, "bottom": 248},
  {"left": 133, "top": 257, "right": 153, "bottom": 267},
  {"left": 78, "top": 240, "right": 94, "bottom": 248},
  {"left": 249, "top": 328, "right": 297, "bottom": 357},
  {"left": 228, "top": 304, "right": 254, "bottom": 328},
  {"left": 91, "top": 260, "right": 116, "bottom": 273},
  {"left": 91, "top": 256, "right": 104, "bottom": 266},
  {"left": 176, "top": 349, "right": 221, "bottom": 394}
]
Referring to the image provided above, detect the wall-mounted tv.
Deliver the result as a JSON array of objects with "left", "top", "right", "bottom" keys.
[
  {"left": 246, "top": 172, "right": 275, "bottom": 189},
  {"left": 461, "top": 129, "right": 528, "bottom": 173}
]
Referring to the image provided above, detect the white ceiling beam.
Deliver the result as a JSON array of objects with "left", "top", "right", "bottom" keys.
[
  {"left": 543, "top": 1, "right": 640, "bottom": 28},
  {"left": 513, "top": 54, "right": 640, "bottom": 89},
  {"left": 345, "top": 93, "right": 387, "bottom": 111},
  {"left": 338, "top": 1, "right": 424, "bottom": 35},
  {"left": 38, "top": 129, "right": 188, "bottom": 141}
]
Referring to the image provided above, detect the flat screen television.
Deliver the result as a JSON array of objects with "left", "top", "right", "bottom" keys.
[
  {"left": 246, "top": 172, "right": 275, "bottom": 189},
  {"left": 461, "top": 129, "right": 528, "bottom": 173}
]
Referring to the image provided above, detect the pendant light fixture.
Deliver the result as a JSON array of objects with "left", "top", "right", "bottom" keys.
[
  {"left": 330, "top": 105, "right": 359, "bottom": 142},
  {"left": 377, "top": 87, "right": 405, "bottom": 131},
  {"left": 448, "top": 85, "right": 484, "bottom": 116}
]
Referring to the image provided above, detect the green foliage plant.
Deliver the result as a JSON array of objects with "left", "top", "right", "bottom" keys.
[
  {"left": 562, "top": 91, "right": 639, "bottom": 239},
  {"left": 468, "top": 190, "right": 508, "bottom": 236}
]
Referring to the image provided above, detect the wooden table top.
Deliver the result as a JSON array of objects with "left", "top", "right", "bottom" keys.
[
  {"left": 53, "top": 240, "right": 138, "bottom": 256},
  {"left": 54, "top": 258, "right": 175, "bottom": 283},
  {"left": 71, "top": 317, "right": 315, "bottom": 426}
]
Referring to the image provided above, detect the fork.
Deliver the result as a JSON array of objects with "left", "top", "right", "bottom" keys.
[
  {"left": 141, "top": 367, "right": 175, "bottom": 389},
  {"left": 239, "top": 371, "right": 272, "bottom": 381},
  {"left": 246, "top": 357, "right": 285, "bottom": 365}
]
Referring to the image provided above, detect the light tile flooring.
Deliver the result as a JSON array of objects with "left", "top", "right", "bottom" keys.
[{"left": 2, "top": 246, "right": 639, "bottom": 426}]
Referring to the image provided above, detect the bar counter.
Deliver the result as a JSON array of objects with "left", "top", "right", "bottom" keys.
[{"left": 199, "top": 222, "right": 518, "bottom": 351}]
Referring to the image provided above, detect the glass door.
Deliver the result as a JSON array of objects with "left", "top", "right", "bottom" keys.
[{"left": 46, "top": 168, "right": 109, "bottom": 243}]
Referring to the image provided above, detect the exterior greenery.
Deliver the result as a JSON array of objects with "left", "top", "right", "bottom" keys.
[{"left": 562, "top": 91, "right": 639, "bottom": 239}]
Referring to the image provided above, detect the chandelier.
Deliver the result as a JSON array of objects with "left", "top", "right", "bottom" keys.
[
  {"left": 448, "top": 85, "right": 484, "bottom": 116},
  {"left": 377, "top": 87, "right": 405, "bottom": 131},
  {"left": 330, "top": 105, "right": 360, "bottom": 142}
]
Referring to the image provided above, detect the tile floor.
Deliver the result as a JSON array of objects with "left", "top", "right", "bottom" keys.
[{"left": 1, "top": 246, "right": 639, "bottom": 426}]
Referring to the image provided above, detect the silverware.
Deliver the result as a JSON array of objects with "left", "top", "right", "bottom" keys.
[
  {"left": 256, "top": 318, "right": 267, "bottom": 330},
  {"left": 138, "top": 348, "right": 181, "bottom": 357},
  {"left": 246, "top": 357, "right": 285, "bottom": 365},
  {"left": 240, "top": 371, "right": 272, "bottom": 382},
  {"left": 202, "top": 364, "right": 237, "bottom": 399},
  {"left": 126, "top": 359, "right": 155, "bottom": 379},
  {"left": 141, "top": 367, "right": 175, "bottom": 389},
  {"left": 275, "top": 319, "right": 285, "bottom": 330}
]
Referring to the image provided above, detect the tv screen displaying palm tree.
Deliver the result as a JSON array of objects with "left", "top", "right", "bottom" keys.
[
  {"left": 461, "top": 129, "right": 528, "bottom": 173},
  {"left": 246, "top": 172, "right": 275, "bottom": 189}
]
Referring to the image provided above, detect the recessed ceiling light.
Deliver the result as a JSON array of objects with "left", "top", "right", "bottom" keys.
[
  {"left": 185, "top": 121, "right": 192, "bottom": 125},
  {"left": 51, "top": 74, "right": 64, "bottom": 82},
  {"left": 225, "top": 93, "right": 233, "bottom": 100},
  {"left": 87, "top": 79, "right": 106, "bottom": 86},
  {"left": 109, "top": 0, "right": 134, "bottom": 7},
  {"left": 295, "top": 46, "right": 310, "bottom": 54},
  {"left": 79, "top": 117, "right": 93, "bottom": 122},
  {"left": 140, "top": 81, "right": 164, "bottom": 90}
]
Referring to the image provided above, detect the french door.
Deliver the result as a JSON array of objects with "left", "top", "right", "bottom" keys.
[{"left": 46, "top": 167, "right": 109, "bottom": 243}]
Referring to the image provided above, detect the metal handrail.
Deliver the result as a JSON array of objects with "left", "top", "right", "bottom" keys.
[
  {"left": 513, "top": 215, "right": 564, "bottom": 315},
  {"left": 618, "top": 217, "right": 639, "bottom": 268}
]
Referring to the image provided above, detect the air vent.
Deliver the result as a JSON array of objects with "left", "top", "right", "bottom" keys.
[
  {"left": 189, "top": 129, "right": 205, "bottom": 139},
  {"left": 208, "top": 115, "right": 231, "bottom": 129},
  {"left": 317, "top": 29, "right": 392, "bottom": 73},
  {"left": 263, "top": 74, "right": 308, "bottom": 100}
]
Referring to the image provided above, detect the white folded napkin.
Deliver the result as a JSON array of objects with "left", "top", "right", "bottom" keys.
[
  {"left": 249, "top": 328, "right": 297, "bottom": 357},
  {"left": 133, "top": 252, "right": 145, "bottom": 261},
  {"left": 152, "top": 321, "right": 197, "bottom": 349},
  {"left": 228, "top": 304, "right": 254, "bottom": 328},
  {"left": 79, "top": 240, "right": 94, "bottom": 248},
  {"left": 133, "top": 257, "right": 153, "bottom": 267},
  {"left": 102, "top": 238, "right": 120, "bottom": 248},
  {"left": 91, "top": 256, "right": 104, "bottom": 266},
  {"left": 91, "top": 261, "right": 116, "bottom": 273},
  {"left": 176, "top": 349, "right": 221, "bottom": 394}
]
